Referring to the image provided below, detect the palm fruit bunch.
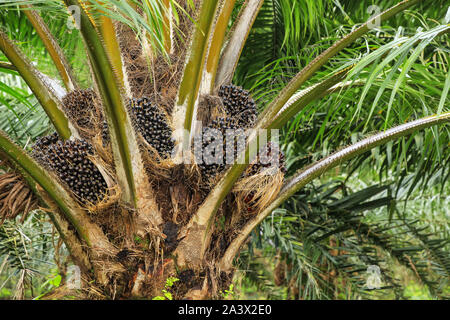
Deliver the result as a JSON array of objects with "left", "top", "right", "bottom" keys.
[
  {"left": 246, "top": 141, "right": 286, "bottom": 176},
  {"left": 101, "top": 121, "right": 110, "bottom": 145},
  {"left": 62, "top": 89, "right": 98, "bottom": 130},
  {"left": 197, "top": 117, "right": 243, "bottom": 179},
  {"left": 129, "top": 97, "right": 174, "bottom": 158},
  {"left": 198, "top": 84, "right": 257, "bottom": 180},
  {"left": 218, "top": 84, "right": 257, "bottom": 128},
  {"left": 32, "top": 135, "right": 107, "bottom": 204}
]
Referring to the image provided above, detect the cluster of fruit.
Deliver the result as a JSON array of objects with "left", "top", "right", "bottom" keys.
[
  {"left": 32, "top": 135, "right": 107, "bottom": 204},
  {"left": 130, "top": 97, "right": 174, "bottom": 158}
]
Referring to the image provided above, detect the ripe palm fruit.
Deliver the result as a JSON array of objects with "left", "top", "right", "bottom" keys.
[
  {"left": 197, "top": 117, "right": 243, "bottom": 179},
  {"left": 130, "top": 97, "right": 174, "bottom": 158},
  {"left": 32, "top": 135, "right": 107, "bottom": 204},
  {"left": 218, "top": 84, "right": 257, "bottom": 128}
]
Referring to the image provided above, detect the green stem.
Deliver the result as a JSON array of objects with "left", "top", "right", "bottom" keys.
[
  {"left": 268, "top": 66, "right": 353, "bottom": 130},
  {"left": 215, "top": 0, "right": 264, "bottom": 86},
  {"left": 204, "top": 0, "right": 237, "bottom": 93},
  {"left": 21, "top": 4, "right": 78, "bottom": 91},
  {"left": 173, "top": 0, "right": 220, "bottom": 155}
]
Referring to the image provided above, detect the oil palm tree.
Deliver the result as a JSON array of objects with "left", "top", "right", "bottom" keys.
[{"left": 0, "top": 0, "right": 448, "bottom": 299}]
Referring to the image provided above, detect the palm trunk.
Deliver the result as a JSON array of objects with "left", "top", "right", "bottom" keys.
[{"left": 61, "top": 181, "right": 237, "bottom": 300}]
